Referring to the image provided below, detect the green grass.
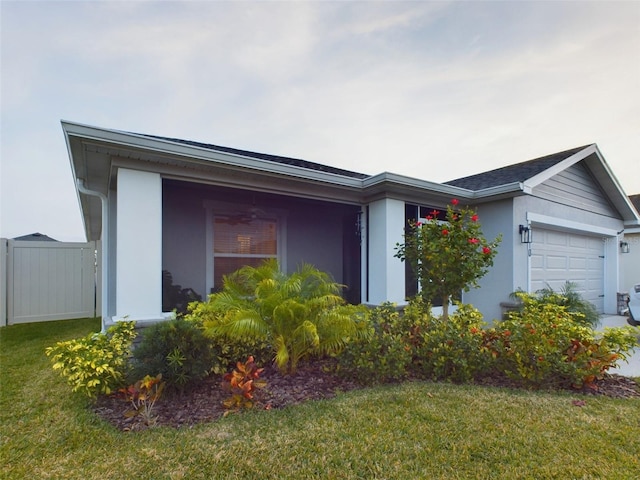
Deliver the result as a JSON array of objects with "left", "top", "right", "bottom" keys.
[{"left": 2, "top": 319, "right": 640, "bottom": 479}]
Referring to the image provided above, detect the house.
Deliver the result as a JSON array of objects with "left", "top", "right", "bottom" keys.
[
  {"left": 620, "top": 194, "right": 640, "bottom": 297},
  {"left": 61, "top": 121, "right": 640, "bottom": 330},
  {"left": 13, "top": 232, "right": 58, "bottom": 242}
]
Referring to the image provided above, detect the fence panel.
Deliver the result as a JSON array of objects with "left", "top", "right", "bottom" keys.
[{"left": 4, "top": 240, "right": 96, "bottom": 325}]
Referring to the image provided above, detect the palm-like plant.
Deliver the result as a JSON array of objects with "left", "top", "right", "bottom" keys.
[{"left": 202, "top": 259, "right": 370, "bottom": 373}]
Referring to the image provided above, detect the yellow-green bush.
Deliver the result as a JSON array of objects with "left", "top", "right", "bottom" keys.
[
  {"left": 488, "top": 293, "right": 638, "bottom": 388},
  {"left": 45, "top": 321, "right": 136, "bottom": 398}
]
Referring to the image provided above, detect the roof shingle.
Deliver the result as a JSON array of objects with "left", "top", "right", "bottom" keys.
[
  {"left": 137, "top": 133, "right": 369, "bottom": 180},
  {"left": 444, "top": 145, "right": 592, "bottom": 191}
]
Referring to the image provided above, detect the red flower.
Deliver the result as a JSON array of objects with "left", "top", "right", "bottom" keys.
[
  {"left": 426, "top": 215, "right": 433, "bottom": 220},
  {"left": 451, "top": 198, "right": 459, "bottom": 205},
  {"left": 430, "top": 209, "right": 439, "bottom": 217},
  {"left": 482, "top": 246, "right": 491, "bottom": 254},
  {"left": 442, "top": 229, "right": 449, "bottom": 236},
  {"left": 471, "top": 214, "right": 478, "bottom": 222},
  {"left": 415, "top": 221, "right": 422, "bottom": 227},
  {"left": 468, "top": 238, "right": 479, "bottom": 244}
]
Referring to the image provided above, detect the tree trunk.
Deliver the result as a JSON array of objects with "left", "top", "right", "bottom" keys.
[{"left": 441, "top": 295, "right": 449, "bottom": 320}]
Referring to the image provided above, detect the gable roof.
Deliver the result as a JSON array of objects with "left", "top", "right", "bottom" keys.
[
  {"left": 62, "top": 121, "right": 640, "bottom": 241},
  {"left": 137, "top": 133, "right": 369, "bottom": 180},
  {"left": 445, "top": 145, "right": 591, "bottom": 190}
]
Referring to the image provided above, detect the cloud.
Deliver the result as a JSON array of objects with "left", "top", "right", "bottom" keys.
[{"left": 1, "top": 1, "right": 639, "bottom": 241}]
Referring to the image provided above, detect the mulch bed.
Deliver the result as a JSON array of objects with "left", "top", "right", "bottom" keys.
[{"left": 94, "top": 362, "right": 640, "bottom": 431}]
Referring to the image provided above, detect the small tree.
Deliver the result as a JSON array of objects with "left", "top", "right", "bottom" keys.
[{"left": 394, "top": 199, "right": 501, "bottom": 319}]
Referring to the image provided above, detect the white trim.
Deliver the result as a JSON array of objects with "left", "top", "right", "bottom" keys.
[
  {"left": 62, "top": 120, "right": 364, "bottom": 188},
  {"left": 526, "top": 212, "right": 618, "bottom": 237},
  {"left": 523, "top": 145, "right": 597, "bottom": 189}
]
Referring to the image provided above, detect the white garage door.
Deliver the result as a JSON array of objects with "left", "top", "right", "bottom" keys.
[{"left": 530, "top": 228, "right": 604, "bottom": 313}]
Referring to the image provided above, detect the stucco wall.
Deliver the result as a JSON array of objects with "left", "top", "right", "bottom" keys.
[
  {"left": 621, "top": 232, "right": 640, "bottom": 293},
  {"left": 463, "top": 199, "right": 514, "bottom": 323}
]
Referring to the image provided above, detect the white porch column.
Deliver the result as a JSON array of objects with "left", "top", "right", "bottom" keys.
[
  {"left": 366, "top": 198, "right": 406, "bottom": 305},
  {"left": 115, "top": 168, "right": 165, "bottom": 322}
]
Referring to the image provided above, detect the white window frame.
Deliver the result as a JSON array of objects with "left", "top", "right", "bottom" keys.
[{"left": 204, "top": 200, "right": 287, "bottom": 294}]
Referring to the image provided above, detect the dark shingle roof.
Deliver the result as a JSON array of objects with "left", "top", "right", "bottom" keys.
[
  {"left": 13, "top": 232, "right": 58, "bottom": 241},
  {"left": 444, "top": 145, "right": 592, "bottom": 191},
  {"left": 137, "top": 133, "right": 369, "bottom": 180}
]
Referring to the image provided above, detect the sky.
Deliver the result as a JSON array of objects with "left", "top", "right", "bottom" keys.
[{"left": 1, "top": 0, "right": 639, "bottom": 242}]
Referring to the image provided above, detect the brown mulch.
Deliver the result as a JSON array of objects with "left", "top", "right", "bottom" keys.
[{"left": 94, "top": 362, "right": 640, "bottom": 431}]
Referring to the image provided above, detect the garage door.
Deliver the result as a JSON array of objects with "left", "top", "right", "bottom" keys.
[{"left": 530, "top": 228, "right": 604, "bottom": 313}]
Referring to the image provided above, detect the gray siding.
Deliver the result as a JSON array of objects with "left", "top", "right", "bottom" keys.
[{"left": 533, "top": 163, "right": 617, "bottom": 217}]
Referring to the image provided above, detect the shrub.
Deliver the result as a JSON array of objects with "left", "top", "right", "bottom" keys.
[
  {"left": 534, "top": 281, "right": 600, "bottom": 327},
  {"left": 119, "top": 374, "right": 165, "bottom": 426},
  {"left": 222, "top": 356, "right": 267, "bottom": 413},
  {"left": 489, "top": 292, "right": 638, "bottom": 388},
  {"left": 336, "top": 303, "right": 412, "bottom": 384},
  {"left": 194, "top": 259, "right": 371, "bottom": 373},
  {"left": 184, "top": 300, "right": 272, "bottom": 374},
  {"left": 45, "top": 321, "right": 136, "bottom": 399},
  {"left": 406, "top": 300, "right": 493, "bottom": 382},
  {"left": 131, "top": 318, "right": 214, "bottom": 393}
]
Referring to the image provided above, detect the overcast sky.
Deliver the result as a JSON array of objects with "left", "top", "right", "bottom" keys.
[{"left": 1, "top": 1, "right": 639, "bottom": 242}]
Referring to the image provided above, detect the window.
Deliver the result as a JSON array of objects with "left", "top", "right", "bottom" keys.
[
  {"left": 205, "top": 201, "right": 286, "bottom": 293},
  {"left": 212, "top": 216, "right": 278, "bottom": 289}
]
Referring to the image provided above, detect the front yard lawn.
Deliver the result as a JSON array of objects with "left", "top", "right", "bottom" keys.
[{"left": 2, "top": 319, "right": 639, "bottom": 479}]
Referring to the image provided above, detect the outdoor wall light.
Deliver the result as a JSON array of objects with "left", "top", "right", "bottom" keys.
[
  {"left": 519, "top": 224, "right": 532, "bottom": 244},
  {"left": 620, "top": 241, "right": 630, "bottom": 254}
]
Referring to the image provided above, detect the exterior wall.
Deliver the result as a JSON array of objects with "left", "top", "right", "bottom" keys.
[
  {"left": 115, "top": 168, "right": 164, "bottom": 321},
  {"left": 366, "top": 198, "right": 405, "bottom": 305},
  {"left": 621, "top": 231, "right": 640, "bottom": 293},
  {"left": 463, "top": 199, "right": 515, "bottom": 323},
  {"left": 162, "top": 181, "right": 359, "bottom": 300},
  {"left": 533, "top": 163, "right": 618, "bottom": 217}
]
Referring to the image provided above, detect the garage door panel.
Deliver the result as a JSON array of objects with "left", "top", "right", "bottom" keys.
[
  {"left": 569, "top": 257, "right": 586, "bottom": 269},
  {"left": 546, "top": 255, "right": 567, "bottom": 270},
  {"left": 531, "top": 228, "right": 604, "bottom": 313}
]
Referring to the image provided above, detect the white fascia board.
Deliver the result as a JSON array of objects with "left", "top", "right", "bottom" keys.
[
  {"left": 522, "top": 144, "right": 597, "bottom": 190},
  {"left": 592, "top": 152, "right": 640, "bottom": 224},
  {"left": 61, "top": 121, "right": 364, "bottom": 189},
  {"left": 61, "top": 122, "right": 91, "bottom": 240},
  {"left": 471, "top": 182, "right": 527, "bottom": 198},
  {"left": 527, "top": 212, "right": 619, "bottom": 237},
  {"left": 363, "top": 171, "right": 473, "bottom": 197}
]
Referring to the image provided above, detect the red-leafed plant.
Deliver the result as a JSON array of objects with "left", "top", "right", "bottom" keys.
[
  {"left": 119, "top": 374, "right": 165, "bottom": 426},
  {"left": 222, "top": 356, "right": 267, "bottom": 413}
]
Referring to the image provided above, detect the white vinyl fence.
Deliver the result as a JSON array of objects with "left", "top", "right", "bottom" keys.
[{"left": 1, "top": 239, "right": 98, "bottom": 326}]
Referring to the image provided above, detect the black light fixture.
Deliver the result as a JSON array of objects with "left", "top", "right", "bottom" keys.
[
  {"left": 620, "top": 241, "right": 630, "bottom": 254},
  {"left": 519, "top": 224, "right": 532, "bottom": 244}
]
